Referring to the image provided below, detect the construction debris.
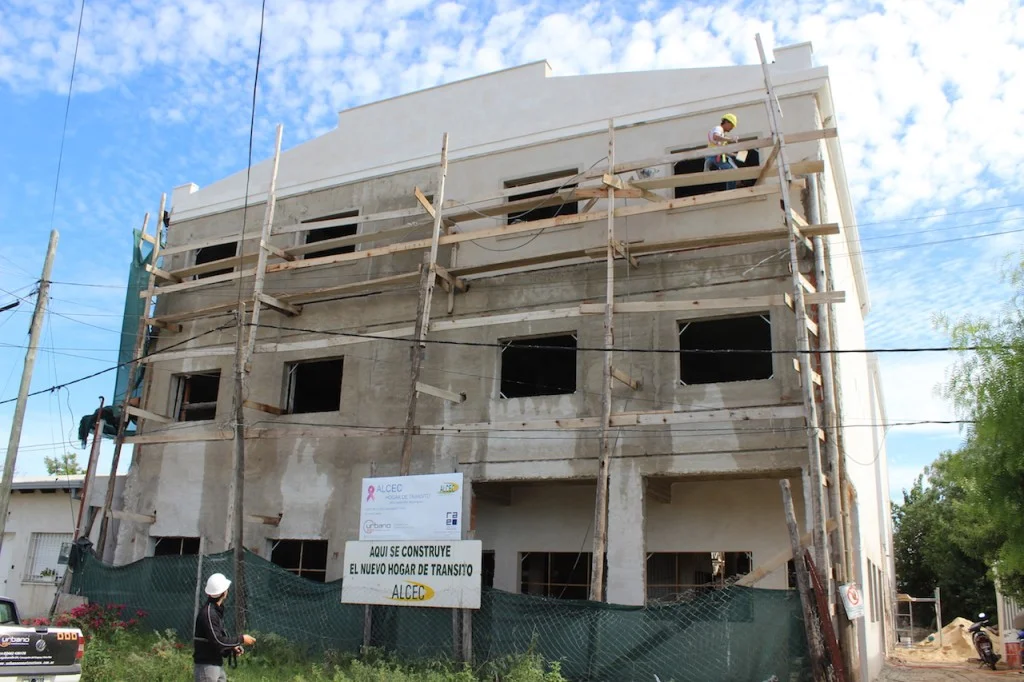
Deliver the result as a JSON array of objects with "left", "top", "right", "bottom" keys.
[{"left": 898, "top": 617, "right": 990, "bottom": 663}]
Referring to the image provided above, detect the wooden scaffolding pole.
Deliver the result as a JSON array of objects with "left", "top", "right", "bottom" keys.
[
  {"left": 590, "top": 120, "right": 616, "bottom": 602},
  {"left": 399, "top": 133, "right": 449, "bottom": 476},
  {"left": 755, "top": 34, "right": 831, "bottom": 582},
  {"left": 98, "top": 210, "right": 155, "bottom": 556},
  {"left": 244, "top": 124, "right": 286, "bottom": 367}
]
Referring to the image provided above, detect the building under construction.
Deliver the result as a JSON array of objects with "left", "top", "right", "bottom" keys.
[{"left": 103, "top": 41, "right": 893, "bottom": 679}]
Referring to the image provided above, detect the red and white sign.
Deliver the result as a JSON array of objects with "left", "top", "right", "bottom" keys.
[{"left": 840, "top": 582, "right": 865, "bottom": 620}]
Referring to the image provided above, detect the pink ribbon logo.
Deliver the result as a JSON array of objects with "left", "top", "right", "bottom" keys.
[{"left": 366, "top": 485, "right": 375, "bottom": 502}]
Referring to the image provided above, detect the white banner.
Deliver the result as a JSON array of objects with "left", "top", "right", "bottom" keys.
[
  {"left": 359, "top": 473, "right": 463, "bottom": 541},
  {"left": 341, "top": 540, "right": 482, "bottom": 609},
  {"left": 840, "top": 583, "right": 865, "bottom": 620}
]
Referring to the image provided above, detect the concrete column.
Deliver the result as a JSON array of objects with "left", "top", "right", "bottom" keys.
[{"left": 606, "top": 459, "right": 646, "bottom": 605}]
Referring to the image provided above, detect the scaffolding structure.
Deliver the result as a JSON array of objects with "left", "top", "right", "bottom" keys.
[{"left": 99, "top": 34, "right": 860, "bottom": 673}]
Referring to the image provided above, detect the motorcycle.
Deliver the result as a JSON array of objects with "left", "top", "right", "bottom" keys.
[{"left": 968, "top": 612, "right": 1001, "bottom": 670}]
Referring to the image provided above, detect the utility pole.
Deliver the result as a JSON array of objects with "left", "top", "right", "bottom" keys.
[
  {"left": 230, "top": 302, "right": 247, "bottom": 631},
  {"left": 0, "top": 230, "right": 59, "bottom": 555},
  {"left": 77, "top": 395, "right": 105, "bottom": 539}
]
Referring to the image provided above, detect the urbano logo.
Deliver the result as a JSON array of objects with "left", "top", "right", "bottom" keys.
[
  {"left": 389, "top": 581, "right": 436, "bottom": 603},
  {"left": 363, "top": 520, "right": 392, "bottom": 535},
  {"left": 0, "top": 636, "right": 29, "bottom": 648},
  {"left": 438, "top": 482, "right": 459, "bottom": 495}
]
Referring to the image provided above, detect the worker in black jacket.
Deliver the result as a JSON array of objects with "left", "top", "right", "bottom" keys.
[{"left": 193, "top": 573, "right": 256, "bottom": 682}]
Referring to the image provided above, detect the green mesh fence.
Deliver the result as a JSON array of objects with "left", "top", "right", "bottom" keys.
[{"left": 70, "top": 550, "right": 809, "bottom": 681}]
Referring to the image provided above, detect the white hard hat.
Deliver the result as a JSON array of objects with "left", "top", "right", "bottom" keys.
[{"left": 204, "top": 573, "right": 231, "bottom": 597}]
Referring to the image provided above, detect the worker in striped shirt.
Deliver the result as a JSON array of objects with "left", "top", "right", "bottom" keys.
[{"left": 705, "top": 113, "right": 739, "bottom": 190}]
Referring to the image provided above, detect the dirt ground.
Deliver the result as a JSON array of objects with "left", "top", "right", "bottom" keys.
[{"left": 880, "top": 660, "right": 1024, "bottom": 680}]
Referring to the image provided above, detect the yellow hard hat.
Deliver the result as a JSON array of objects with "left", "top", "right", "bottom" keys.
[{"left": 722, "top": 113, "right": 738, "bottom": 127}]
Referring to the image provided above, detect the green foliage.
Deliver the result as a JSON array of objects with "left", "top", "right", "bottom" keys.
[
  {"left": 935, "top": 257, "right": 1024, "bottom": 600},
  {"left": 44, "top": 451, "right": 84, "bottom": 475},
  {"left": 891, "top": 465, "right": 994, "bottom": 623},
  {"left": 80, "top": 631, "right": 568, "bottom": 682}
]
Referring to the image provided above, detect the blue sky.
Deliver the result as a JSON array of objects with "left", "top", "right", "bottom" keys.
[{"left": 1, "top": 0, "right": 1023, "bottom": 500}]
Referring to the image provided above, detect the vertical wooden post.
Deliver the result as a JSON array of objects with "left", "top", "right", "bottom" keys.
[
  {"left": 781, "top": 479, "right": 828, "bottom": 679},
  {"left": 755, "top": 34, "right": 830, "bottom": 576},
  {"left": 590, "top": 120, "right": 616, "bottom": 602},
  {"left": 98, "top": 211, "right": 154, "bottom": 557},
  {"left": 399, "top": 134, "right": 449, "bottom": 475},
  {"left": 244, "top": 123, "right": 284, "bottom": 368},
  {"left": 230, "top": 302, "right": 247, "bottom": 631},
  {"left": 193, "top": 536, "right": 206, "bottom": 639},
  {"left": 0, "top": 229, "right": 59, "bottom": 556},
  {"left": 77, "top": 395, "right": 105, "bottom": 540},
  {"left": 363, "top": 461, "right": 376, "bottom": 650}
]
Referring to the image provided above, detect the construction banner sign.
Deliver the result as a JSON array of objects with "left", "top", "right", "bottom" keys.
[
  {"left": 840, "top": 582, "right": 865, "bottom": 620},
  {"left": 341, "top": 540, "right": 482, "bottom": 610}
]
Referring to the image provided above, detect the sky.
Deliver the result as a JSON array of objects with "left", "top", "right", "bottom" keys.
[{"left": 1, "top": 0, "right": 1023, "bottom": 502}]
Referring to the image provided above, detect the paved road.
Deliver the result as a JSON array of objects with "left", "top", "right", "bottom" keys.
[{"left": 880, "top": 661, "right": 1023, "bottom": 680}]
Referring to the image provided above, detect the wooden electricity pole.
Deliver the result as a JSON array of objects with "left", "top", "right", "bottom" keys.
[
  {"left": 0, "top": 230, "right": 59, "bottom": 556},
  {"left": 77, "top": 395, "right": 105, "bottom": 539}
]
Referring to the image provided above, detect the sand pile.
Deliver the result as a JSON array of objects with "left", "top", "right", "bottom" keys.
[{"left": 899, "top": 617, "right": 985, "bottom": 663}]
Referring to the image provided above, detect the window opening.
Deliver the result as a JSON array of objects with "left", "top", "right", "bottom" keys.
[
  {"left": 173, "top": 371, "right": 221, "bottom": 421},
  {"left": 194, "top": 242, "right": 237, "bottom": 279},
  {"left": 678, "top": 314, "right": 772, "bottom": 385},
  {"left": 286, "top": 358, "right": 343, "bottom": 414},
  {"left": 270, "top": 539, "right": 328, "bottom": 583},
  {"left": 153, "top": 536, "right": 201, "bottom": 556},
  {"left": 520, "top": 552, "right": 592, "bottom": 600},
  {"left": 500, "top": 334, "right": 577, "bottom": 399},
  {"left": 504, "top": 169, "right": 579, "bottom": 223},
  {"left": 302, "top": 210, "right": 359, "bottom": 259}
]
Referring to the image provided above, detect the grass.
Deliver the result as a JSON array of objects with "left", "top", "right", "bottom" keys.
[{"left": 81, "top": 630, "right": 568, "bottom": 682}]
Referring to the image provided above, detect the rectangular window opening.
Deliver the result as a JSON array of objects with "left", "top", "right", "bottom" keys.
[
  {"left": 25, "top": 533, "right": 73, "bottom": 583},
  {"left": 153, "top": 536, "right": 201, "bottom": 557},
  {"left": 504, "top": 169, "right": 579, "bottom": 224},
  {"left": 679, "top": 314, "right": 772, "bottom": 385},
  {"left": 671, "top": 140, "right": 761, "bottom": 199},
  {"left": 500, "top": 334, "right": 577, "bottom": 399},
  {"left": 271, "top": 539, "right": 328, "bottom": 583},
  {"left": 520, "top": 552, "right": 592, "bottom": 600},
  {"left": 194, "top": 242, "right": 237, "bottom": 279},
  {"left": 173, "top": 371, "right": 221, "bottom": 422},
  {"left": 302, "top": 210, "right": 359, "bottom": 259},
  {"left": 645, "top": 551, "right": 752, "bottom": 602},
  {"left": 286, "top": 358, "right": 343, "bottom": 414}
]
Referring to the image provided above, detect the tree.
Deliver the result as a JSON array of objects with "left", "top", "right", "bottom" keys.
[
  {"left": 44, "top": 451, "right": 84, "bottom": 476},
  {"left": 892, "top": 463, "right": 995, "bottom": 623},
  {"left": 938, "top": 257, "right": 1024, "bottom": 600}
]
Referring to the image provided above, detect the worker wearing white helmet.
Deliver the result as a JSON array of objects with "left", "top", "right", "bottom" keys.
[
  {"left": 706, "top": 113, "right": 740, "bottom": 190},
  {"left": 193, "top": 573, "right": 256, "bottom": 681}
]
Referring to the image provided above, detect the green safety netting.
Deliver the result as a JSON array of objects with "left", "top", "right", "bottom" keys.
[
  {"left": 112, "top": 228, "right": 156, "bottom": 411},
  {"left": 70, "top": 550, "right": 810, "bottom": 681}
]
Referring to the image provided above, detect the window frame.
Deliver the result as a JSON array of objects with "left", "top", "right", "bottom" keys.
[
  {"left": 677, "top": 313, "right": 774, "bottom": 386},
  {"left": 519, "top": 551, "right": 593, "bottom": 600},
  {"left": 24, "top": 532, "right": 73, "bottom": 584},
  {"left": 645, "top": 551, "right": 753, "bottom": 601},
  {"left": 269, "top": 539, "right": 329, "bottom": 583},
  {"left": 152, "top": 536, "right": 201, "bottom": 557},
  {"left": 498, "top": 332, "right": 578, "bottom": 399},
  {"left": 192, "top": 242, "right": 238, "bottom": 279},
  {"left": 300, "top": 210, "right": 360, "bottom": 260}
]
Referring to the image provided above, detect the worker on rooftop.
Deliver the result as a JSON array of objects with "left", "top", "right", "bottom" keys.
[{"left": 706, "top": 113, "right": 740, "bottom": 190}]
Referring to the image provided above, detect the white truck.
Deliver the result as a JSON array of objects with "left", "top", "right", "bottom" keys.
[{"left": 0, "top": 598, "right": 83, "bottom": 681}]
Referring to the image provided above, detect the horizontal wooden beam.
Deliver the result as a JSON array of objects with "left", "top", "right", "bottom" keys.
[
  {"left": 646, "top": 479, "right": 673, "bottom": 504},
  {"left": 170, "top": 254, "right": 251, "bottom": 281},
  {"left": 124, "top": 428, "right": 233, "bottom": 444},
  {"left": 633, "top": 159, "right": 823, "bottom": 192},
  {"left": 580, "top": 296, "right": 781, "bottom": 315},
  {"left": 415, "top": 381, "right": 466, "bottom": 403},
  {"left": 149, "top": 319, "right": 183, "bottom": 333},
  {"left": 145, "top": 264, "right": 181, "bottom": 283},
  {"left": 611, "top": 366, "right": 642, "bottom": 391},
  {"left": 257, "top": 292, "right": 301, "bottom": 316},
  {"left": 612, "top": 240, "right": 639, "bottom": 268},
  {"left": 108, "top": 509, "right": 156, "bottom": 524},
  {"left": 434, "top": 264, "right": 467, "bottom": 292},
  {"left": 140, "top": 231, "right": 158, "bottom": 245},
  {"left": 125, "top": 405, "right": 172, "bottom": 424},
  {"left": 144, "top": 267, "right": 255, "bottom": 297},
  {"left": 735, "top": 518, "right": 837, "bottom": 587},
  {"left": 243, "top": 399, "right": 284, "bottom": 416},
  {"left": 245, "top": 513, "right": 282, "bottom": 526},
  {"left": 263, "top": 241, "right": 295, "bottom": 261}
]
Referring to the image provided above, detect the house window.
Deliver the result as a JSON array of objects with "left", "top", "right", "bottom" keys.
[
  {"left": 520, "top": 552, "right": 591, "bottom": 600},
  {"left": 482, "top": 551, "right": 495, "bottom": 589},
  {"left": 504, "top": 169, "right": 579, "bottom": 224},
  {"left": 153, "top": 536, "right": 201, "bottom": 556},
  {"left": 286, "top": 358, "right": 343, "bottom": 414},
  {"left": 499, "top": 334, "right": 577, "bottom": 399},
  {"left": 271, "top": 539, "right": 328, "bottom": 583},
  {"left": 302, "top": 210, "right": 359, "bottom": 259},
  {"left": 678, "top": 314, "right": 772, "bottom": 385},
  {"left": 646, "top": 551, "right": 752, "bottom": 601},
  {"left": 194, "top": 242, "right": 237, "bottom": 279},
  {"left": 671, "top": 143, "right": 761, "bottom": 198},
  {"left": 172, "top": 371, "right": 221, "bottom": 422},
  {"left": 25, "top": 533, "right": 73, "bottom": 583}
]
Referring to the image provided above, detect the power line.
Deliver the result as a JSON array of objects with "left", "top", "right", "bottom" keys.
[{"left": 49, "top": 0, "right": 87, "bottom": 231}]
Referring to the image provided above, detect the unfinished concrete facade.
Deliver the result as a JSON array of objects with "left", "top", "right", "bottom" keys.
[{"left": 111, "top": 42, "right": 893, "bottom": 678}]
